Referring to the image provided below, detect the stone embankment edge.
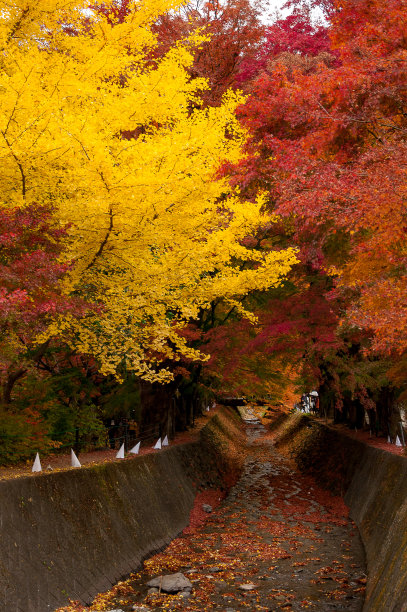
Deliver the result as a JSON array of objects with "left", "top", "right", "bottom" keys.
[
  {"left": 269, "top": 412, "right": 407, "bottom": 612},
  {"left": 0, "top": 407, "right": 245, "bottom": 612}
]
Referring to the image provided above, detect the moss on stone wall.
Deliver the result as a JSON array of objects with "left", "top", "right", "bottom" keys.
[
  {"left": 0, "top": 408, "right": 246, "bottom": 612},
  {"left": 269, "top": 413, "right": 407, "bottom": 612}
]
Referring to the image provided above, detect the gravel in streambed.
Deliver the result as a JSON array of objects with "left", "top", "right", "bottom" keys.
[{"left": 58, "top": 424, "right": 366, "bottom": 612}]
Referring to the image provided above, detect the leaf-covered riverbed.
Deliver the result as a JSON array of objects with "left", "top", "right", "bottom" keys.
[{"left": 58, "top": 423, "right": 366, "bottom": 612}]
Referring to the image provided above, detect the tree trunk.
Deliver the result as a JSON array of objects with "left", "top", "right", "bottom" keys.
[{"left": 3, "top": 368, "right": 27, "bottom": 405}]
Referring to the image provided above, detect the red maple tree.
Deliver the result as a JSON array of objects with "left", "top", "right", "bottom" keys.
[{"left": 0, "top": 204, "right": 83, "bottom": 406}]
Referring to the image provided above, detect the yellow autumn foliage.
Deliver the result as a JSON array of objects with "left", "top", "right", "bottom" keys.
[{"left": 0, "top": 0, "right": 297, "bottom": 381}]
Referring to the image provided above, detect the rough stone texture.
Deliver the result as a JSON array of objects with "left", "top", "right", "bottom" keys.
[
  {"left": 146, "top": 572, "right": 192, "bottom": 592},
  {"left": 0, "top": 408, "right": 245, "bottom": 612},
  {"left": 271, "top": 413, "right": 407, "bottom": 612}
]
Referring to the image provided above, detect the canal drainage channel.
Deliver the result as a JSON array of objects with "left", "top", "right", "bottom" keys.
[{"left": 81, "top": 422, "right": 366, "bottom": 611}]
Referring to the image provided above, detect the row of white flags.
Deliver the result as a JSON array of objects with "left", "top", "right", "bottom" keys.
[{"left": 32, "top": 435, "right": 170, "bottom": 473}]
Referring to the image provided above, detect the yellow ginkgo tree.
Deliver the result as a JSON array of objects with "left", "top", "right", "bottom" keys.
[{"left": 0, "top": 0, "right": 297, "bottom": 381}]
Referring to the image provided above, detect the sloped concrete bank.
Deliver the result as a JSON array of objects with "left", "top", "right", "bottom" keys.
[
  {"left": 0, "top": 408, "right": 246, "bottom": 612},
  {"left": 270, "top": 413, "right": 407, "bottom": 612}
]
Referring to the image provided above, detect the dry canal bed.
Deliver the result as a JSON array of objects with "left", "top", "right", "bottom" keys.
[{"left": 59, "top": 424, "right": 366, "bottom": 612}]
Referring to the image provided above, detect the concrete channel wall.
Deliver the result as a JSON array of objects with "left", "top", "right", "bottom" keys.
[
  {"left": 270, "top": 413, "right": 407, "bottom": 612},
  {"left": 3, "top": 407, "right": 407, "bottom": 612},
  {"left": 0, "top": 408, "right": 245, "bottom": 612}
]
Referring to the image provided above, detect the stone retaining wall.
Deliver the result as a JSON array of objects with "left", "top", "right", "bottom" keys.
[
  {"left": 270, "top": 413, "right": 407, "bottom": 612},
  {"left": 0, "top": 408, "right": 245, "bottom": 612},
  {"left": 4, "top": 406, "right": 406, "bottom": 612}
]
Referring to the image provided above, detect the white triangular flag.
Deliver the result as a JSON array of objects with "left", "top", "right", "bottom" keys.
[
  {"left": 116, "top": 443, "right": 125, "bottom": 459},
  {"left": 387, "top": 435, "right": 391, "bottom": 443},
  {"left": 153, "top": 438, "right": 161, "bottom": 450},
  {"left": 130, "top": 442, "right": 140, "bottom": 454},
  {"left": 396, "top": 435, "right": 402, "bottom": 447},
  {"left": 32, "top": 453, "right": 42, "bottom": 472},
  {"left": 162, "top": 435, "right": 169, "bottom": 447},
  {"left": 71, "top": 449, "right": 81, "bottom": 467}
]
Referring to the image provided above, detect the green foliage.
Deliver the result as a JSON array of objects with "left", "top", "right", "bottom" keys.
[
  {"left": 101, "top": 377, "right": 142, "bottom": 421},
  {"left": 46, "top": 401, "right": 106, "bottom": 451},
  {"left": 0, "top": 409, "right": 57, "bottom": 465}
]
